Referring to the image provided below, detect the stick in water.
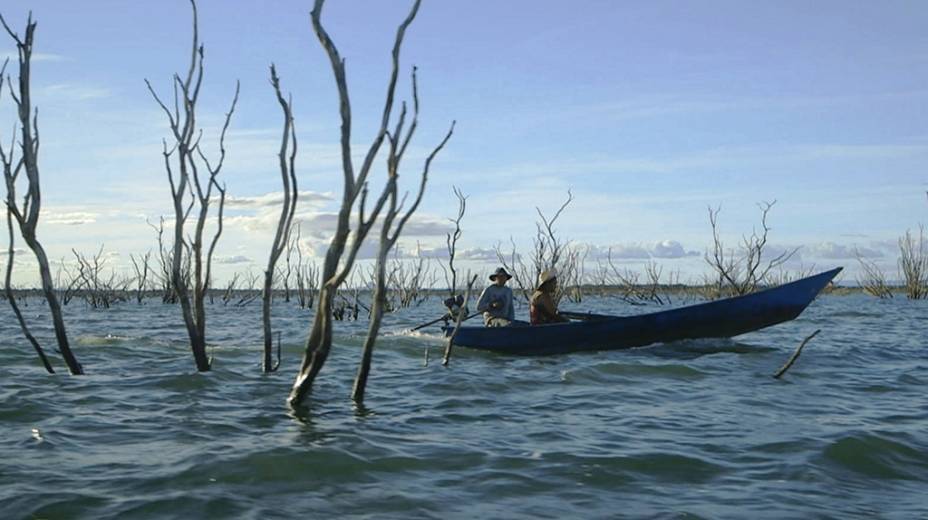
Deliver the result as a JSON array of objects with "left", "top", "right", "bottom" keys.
[
  {"left": 773, "top": 329, "right": 821, "bottom": 379},
  {"left": 443, "top": 272, "right": 478, "bottom": 366}
]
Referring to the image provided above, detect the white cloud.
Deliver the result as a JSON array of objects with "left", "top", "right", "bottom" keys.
[
  {"left": 227, "top": 207, "right": 452, "bottom": 247},
  {"left": 223, "top": 190, "right": 333, "bottom": 209},
  {"left": 42, "top": 211, "right": 98, "bottom": 225},
  {"left": 652, "top": 240, "right": 696, "bottom": 259},
  {"left": 803, "top": 241, "right": 883, "bottom": 260},
  {"left": 41, "top": 83, "right": 111, "bottom": 100},
  {"left": 587, "top": 243, "right": 651, "bottom": 260},
  {"left": 397, "top": 217, "right": 454, "bottom": 237},
  {"left": 214, "top": 254, "right": 253, "bottom": 265}
]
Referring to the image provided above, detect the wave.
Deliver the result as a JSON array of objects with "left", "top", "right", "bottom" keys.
[{"left": 822, "top": 432, "right": 928, "bottom": 480}]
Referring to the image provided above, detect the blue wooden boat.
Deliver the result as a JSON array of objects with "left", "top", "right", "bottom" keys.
[{"left": 443, "top": 267, "right": 842, "bottom": 356}]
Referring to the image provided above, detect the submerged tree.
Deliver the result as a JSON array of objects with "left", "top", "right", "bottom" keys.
[
  {"left": 289, "top": 0, "right": 435, "bottom": 407},
  {"left": 855, "top": 250, "right": 893, "bottom": 299},
  {"left": 351, "top": 68, "right": 454, "bottom": 404},
  {"left": 440, "top": 186, "right": 467, "bottom": 299},
  {"left": 495, "top": 191, "right": 581, "bottom": 305},
  {"left": 898, "top": 225, "right": 927, "bottom": 300},
  {"left": 261, "top": 65, "right": 299, "bottom": 373},
  {"left": 704, "top": 201, "right": 798, "bottom": 298},
  {"left": 129, "top": 251, "right": 152, "bottom": 305},
  {"left": 0, "top": 15, "right": 82, "bottom": 374},
  {"left": 145, "top": 0, "right": 239, "bottom": 371}
]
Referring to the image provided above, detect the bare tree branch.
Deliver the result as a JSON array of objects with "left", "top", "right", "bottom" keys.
[
  {"left": 147, "top": 0, "right": 238, "bottom": 371},
  {"left": 1, "top": 13, "right": 81, "bottom": 374}
]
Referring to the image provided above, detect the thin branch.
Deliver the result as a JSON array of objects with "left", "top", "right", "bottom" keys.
[{"left": 773, "top": 329, "right": 821, "bottom": 379}]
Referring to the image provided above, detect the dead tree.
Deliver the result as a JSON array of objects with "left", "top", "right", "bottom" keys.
[
  {"left": 352, "top": 92, "right": 454, "bottom": 403},
  {"left": 0, "top": 15, "right": 82, "bottom": 374},
  {"left": 289, "top": 0, "right": 432, "bottom": 407},
  {"left": 235, "top": 270, "right": 261, "bottom": 307},
  {"left": 495, "top": 191, "right": 579, "bottom": 305},
  {"left": 565, "top": 244, "right": 590, "bottom": 303},
  {"left": 72, "top": 246, "right": 107, "bottom": 308},
  {"left": 54, "top": 259, "right": 80, "bottom": 306},
  {"left": 2, "top": 86, "right": 53, "bottom": 373},
  {"left": 386, "top": 244, "right": 431, "bottom": 310},
  {"left": 291, "top": 225, "right": 319, "bottom": 309},
  {"left": 129, "top": 251, "right": 152, "bottom": 304},
  {"left": 442, "top": 273, "right": 478, "bottom": 367},
  {"left": 221, "top": 272, "right": 239, "bottom": 305},
  {"left": 281, "top": 221, "right": 297, "bottom": 303},
  {"left": 261, "top": 65, "right": 299, "bottom": 373},
  {"left": 147, "top": 217, "right": 178, "bottom": 303},
  {"left": 5, "top": 208, "right": 52, "bottom": 372},
  {"left": 704, "top": 201, "right": 798, "bottom": 298},
  {"left": 440, "top": 186, "right": 467, "bottom": 298},
  {"left": 146, "top": 0, "right": 239, "bottom": 371},
  {"left": 595, "top": 250, "right": 655, "bottom": 306},
  {"left": 898, "top": 225, "right": 927, "bottom": 300},
  {"left": 71, "top": 246, "right": 128, "bottom": 309},
  {"left": 495, "top": 238, "right": 532, "bottom": 301}
]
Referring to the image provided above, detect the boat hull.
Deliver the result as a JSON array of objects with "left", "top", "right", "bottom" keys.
[{"left": 443, "top": 268, "right": 842, "bottom": 356}]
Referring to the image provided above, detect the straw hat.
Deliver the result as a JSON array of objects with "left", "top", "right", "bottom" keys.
[{"left": 536, "top": 269, "right": 558, "bottom": 289}]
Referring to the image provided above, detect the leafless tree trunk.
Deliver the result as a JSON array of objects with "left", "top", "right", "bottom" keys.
[
  {"left": 494, "top": 190, "right": 578, "bottom": 305},
  {"left": 442, "top": 273, "right": 478, "bottom": 367},
  {"left": 386, "top": 244, "right": 431, "bottom": 310},
  {"left": 146, "top": 0, "right": 239, "bottom": 371},
  {"left": 898, "top": 225, "right": 927, "bottom": 300},
  {"left": 289, "top": 0, "right": 428, "bottom": 408},
  {"left": 261, "top": 65, "right": 299, "bottom": 373},
  {"left": 564, "top": 244, "right": 590, "bottom": 304},
  {"left": 282, "top": 223, "right": 296, "bottom": 303},
  {"left": 55, "top": 258, "right": 80, "bottom": 306},
  {"left": 351, "top": 75, "right": 454, "bottom": 403},
  {"left": 495, "top": 237, "right": 532, "bottom": 302},
  {"left": 222, "top": 272, "right": 239, "bottom": 305},
  {"left": 236, "top": 270, "right": 261, "bottom": 307},
  {"left": 70, "top": 246, "right": 128, "bottom": 309},
  {"left": 441, "top": 186, "right": 466, "bottom": 298},
  {"left": 130, "top": 251, "right": 152, "bottom": 304},
  {"left": 704, "top": 201, "right": 797, "bottom": 298},
  {"left": 147, "top": 217, "right": 178, "bottom": 303},
  {"left": 291, "top": 224, "right": 319, "bottom": 309},
  {"left": 5, "top": 202, "right": 53, "bottom": 373},
  {"left": 0, "top": 15, "right": 82, "bottom": 374}
]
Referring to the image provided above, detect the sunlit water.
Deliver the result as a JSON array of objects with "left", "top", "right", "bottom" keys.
[{"left": 1, "top": 293, "right": 926, "bottom": 518}]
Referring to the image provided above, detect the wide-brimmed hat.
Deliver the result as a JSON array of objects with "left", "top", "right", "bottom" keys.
[
  {"left": 489, "top": 267, "right": 512, "bottom": 281},
  {"left": 536, "top": 269, "right": 558, "bottom": 289}
]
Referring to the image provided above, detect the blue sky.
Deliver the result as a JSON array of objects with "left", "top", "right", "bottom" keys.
[{"left": 1, "top": 0, "right": 926, "bottom": 284}]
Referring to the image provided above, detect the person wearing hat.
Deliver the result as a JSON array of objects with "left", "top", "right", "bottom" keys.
[
  {"left": 476, "top": 267, "right": 515, "bottom": 327},
  {"left": 530, "top": 269, "right": 569, "bottom": 325}
]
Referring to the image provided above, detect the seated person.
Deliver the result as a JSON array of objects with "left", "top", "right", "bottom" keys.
[
  {"left": 476, "top": 267, "right": 515, "bottom": 327},
  {"left": 530, "top": 269, "right": 569, "bottom": 325}
]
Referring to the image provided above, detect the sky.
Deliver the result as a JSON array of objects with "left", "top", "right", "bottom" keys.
[{"left": 0, "top": 0, "right": 926, "bottom": 286}]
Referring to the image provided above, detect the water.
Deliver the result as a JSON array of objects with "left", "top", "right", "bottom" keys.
[{"left": 1, "top": 294, "right": 926, "bottom": 519}]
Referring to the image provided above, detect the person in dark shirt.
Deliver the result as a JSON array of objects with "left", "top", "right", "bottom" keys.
[
  {"left": 476, "top": 267, "right": 515, "bottom": 327},
  {"left": 530, "top": 269, "right": 569, "bottom": 325}
]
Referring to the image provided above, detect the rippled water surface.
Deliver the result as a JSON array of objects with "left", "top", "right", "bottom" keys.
[{"left": 1, "top": 293, "right": 926, "bottom": 518}]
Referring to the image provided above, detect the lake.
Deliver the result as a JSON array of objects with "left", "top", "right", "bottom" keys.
[{"left": 1, "top": 293, "right": 926, "bottom": 518}]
